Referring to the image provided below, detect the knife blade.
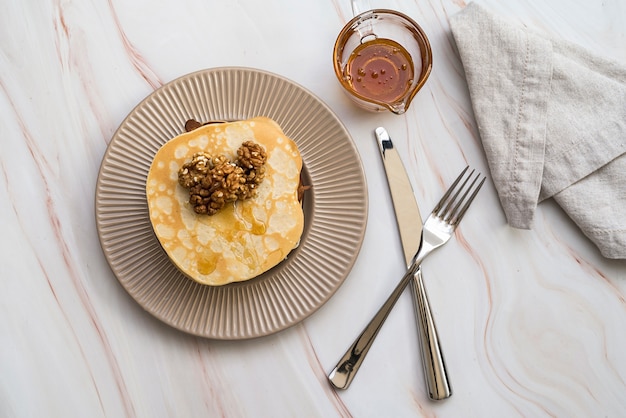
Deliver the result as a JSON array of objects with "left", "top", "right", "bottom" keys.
[
  {"left": 375, "top": 127, "right": 422, "bottom": 262},
  {"left": 375, "top": 127, "right": 452, "bottom": 400}
]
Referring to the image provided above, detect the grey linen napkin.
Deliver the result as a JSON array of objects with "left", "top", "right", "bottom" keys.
[{"left": 450, "top": 2, "right": 626, "bottom": 259}]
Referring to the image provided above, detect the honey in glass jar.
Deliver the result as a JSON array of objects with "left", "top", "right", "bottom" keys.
[
  {"left": 345, "top": 38, "right": 414, "bottom": 104},
  {"left": 333, "top": 9, "right": 432, "bottom": 114}
]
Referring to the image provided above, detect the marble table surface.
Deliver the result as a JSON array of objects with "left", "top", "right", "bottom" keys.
[{"left": 2, "top": 0, "right": 625, "bottom": 416}]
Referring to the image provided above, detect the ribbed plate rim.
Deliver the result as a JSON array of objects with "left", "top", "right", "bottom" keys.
[{"left": 95, "top": 67, "right": 368, "bottom": 339}]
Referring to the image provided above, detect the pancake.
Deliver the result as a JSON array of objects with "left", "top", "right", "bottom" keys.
[{"left": 146, "top": 117, "right": 304, "bottom": 286}]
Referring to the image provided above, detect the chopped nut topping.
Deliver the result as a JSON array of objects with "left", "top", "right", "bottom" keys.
[{"left": 177, "top": 141, "right": 268, "bottom": 215}]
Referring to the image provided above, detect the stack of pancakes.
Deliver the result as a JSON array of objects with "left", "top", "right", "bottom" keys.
[{"left": 146, "top": 117, "right": 305, "bottom": 286}]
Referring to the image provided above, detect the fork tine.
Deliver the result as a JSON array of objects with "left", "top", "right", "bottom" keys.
[
  {"left": 449, "top": 171, "right": 485, "bottom": 225},
  {"left": 441, "top": 168, "right": 475, "bottom": 221},
  {"left": 432, "top": 166, "right": 469, "bottom": 215},
  {"left": 433, "top": 166, "right": 486, "bottom": 225}
]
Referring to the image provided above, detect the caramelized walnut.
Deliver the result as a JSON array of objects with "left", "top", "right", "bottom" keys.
[
  {"left": 177, "top": 142, "right": 268, "bottom": 215},
  {"left": 178, "top": 152, "right": 212, "bottom": 189},
  {"left": 237, "top": 141, "right": 267, "bottom": 169},
  {"left": 237, "top": 141, "right": 267, "bottom": 199},
  {"left": 211, "top": 156, "right": 247, "bottom": 202}
]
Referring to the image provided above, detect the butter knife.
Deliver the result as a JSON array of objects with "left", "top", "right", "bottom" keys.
[{"left": 375, "top": 127, "right": 451, "bottom": 400}]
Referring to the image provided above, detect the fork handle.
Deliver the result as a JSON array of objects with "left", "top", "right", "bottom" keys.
[
  {"left": 328, "top": 262, "right": 420, "bottom": 389},
  {"left": 411, "top": 268, "right": 452, "bottom": 400}
]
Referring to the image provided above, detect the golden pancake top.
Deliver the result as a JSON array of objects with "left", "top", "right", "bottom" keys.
[{"left": 146, "top": 117, "right": 304, "bottom": 286}]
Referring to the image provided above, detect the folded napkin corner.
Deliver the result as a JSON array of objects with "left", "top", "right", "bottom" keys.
[{"left": 450, "top": 2, "right": 626, "bottom": 259}]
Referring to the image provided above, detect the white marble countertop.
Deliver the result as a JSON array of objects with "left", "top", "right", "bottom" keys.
[{"left": 2, "top": 0, "right": 626, "bottom": 417}]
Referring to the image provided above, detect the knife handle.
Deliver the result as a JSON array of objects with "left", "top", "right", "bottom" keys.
[{"left": 411, "top": 267, "right": 452, "bottom": 400}]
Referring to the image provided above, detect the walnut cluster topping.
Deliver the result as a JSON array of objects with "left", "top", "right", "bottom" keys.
[{"left": 177, "top": 141, "right": 267, "bottom": 215}]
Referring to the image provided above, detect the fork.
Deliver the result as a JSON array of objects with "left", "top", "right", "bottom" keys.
[{"left": 328, "top": 166, "right": 485, "bottom": 390}]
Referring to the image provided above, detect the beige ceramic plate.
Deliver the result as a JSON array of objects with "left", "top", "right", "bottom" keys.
[{"left": 95, "top": 67, "right": 368, "bottom": 339}]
